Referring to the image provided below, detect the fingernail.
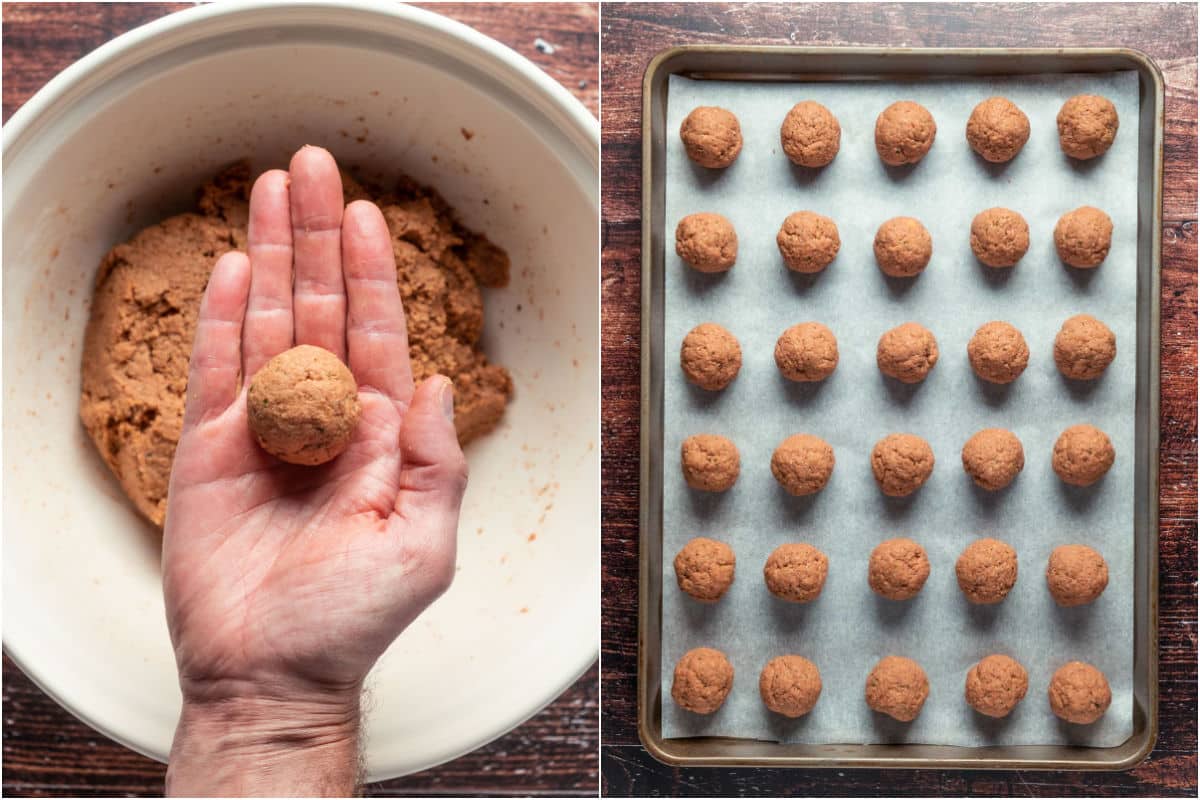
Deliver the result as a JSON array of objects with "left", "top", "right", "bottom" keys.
[{"left": 439, "top": 378, "right": 455, "bottom": 421}]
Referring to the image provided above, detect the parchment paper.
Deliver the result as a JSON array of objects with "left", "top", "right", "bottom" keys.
[{"left": 661, "top": 71, "right": 1139, "bottom": 747}]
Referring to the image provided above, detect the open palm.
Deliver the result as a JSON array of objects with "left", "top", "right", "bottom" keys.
[{"left": 162, "top": 146, "right": 467, "bottom": 706}]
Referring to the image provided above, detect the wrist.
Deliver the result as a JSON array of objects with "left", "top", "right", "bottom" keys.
[{"left": 167, "top": 684, "right": 362, "bottom": 797}]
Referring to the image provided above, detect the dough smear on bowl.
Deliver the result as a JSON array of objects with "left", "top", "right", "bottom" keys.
[{"left": 80, "top": 161, "right": 514, "bottom": 526}]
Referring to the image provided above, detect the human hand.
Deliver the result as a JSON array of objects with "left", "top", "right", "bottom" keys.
[{"left": 162, "top": 146, "right": 467, "bottom": 796}]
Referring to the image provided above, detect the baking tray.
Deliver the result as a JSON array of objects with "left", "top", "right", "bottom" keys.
[{"left": 637, "top": 47, "right": 1163, "bottom": 770}]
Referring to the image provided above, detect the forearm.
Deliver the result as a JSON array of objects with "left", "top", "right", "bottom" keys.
[{"left": 166, "top": 691, "right": 362, "bottom": 797}]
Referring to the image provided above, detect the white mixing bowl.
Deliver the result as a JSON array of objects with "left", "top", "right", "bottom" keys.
[{"left": 2, "top": 0, "right": 598, "bottom": 781}]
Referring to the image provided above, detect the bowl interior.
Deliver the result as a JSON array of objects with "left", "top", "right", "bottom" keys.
[{"left": 2, "top": 4, "right": 598, "bottom": 780}]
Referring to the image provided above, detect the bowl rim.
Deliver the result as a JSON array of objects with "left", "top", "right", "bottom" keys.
[
  {"left": 2, "top": 0, "right": 599, "bottom": 781},
  {"left": 3, "top": 0, "right": 600, "bottom": 161}
]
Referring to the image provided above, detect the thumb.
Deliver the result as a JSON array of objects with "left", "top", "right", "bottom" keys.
[{"left": 396, "top": 375, "right": 469, "bottom": 519}]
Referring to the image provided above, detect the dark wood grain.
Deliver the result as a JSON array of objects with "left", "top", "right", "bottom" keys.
[
  {"left": 600, "top": 2, "right": 1197, "bottom": 796},
  {"left": 1, "top": 2, "right": 597, "bottom": 797}
]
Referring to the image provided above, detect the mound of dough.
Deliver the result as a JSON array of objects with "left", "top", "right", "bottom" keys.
[{"left": 80, "top": 162, "right": 513, "bottom": 526}]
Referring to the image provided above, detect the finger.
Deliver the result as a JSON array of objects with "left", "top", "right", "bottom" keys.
[
  {"left": 392, "top": 376, "right": 466, "bottom": 599},
  {"left": 343, "top": 200, "right": 414, "bottom": 406},
  {"left": 184, "top": 252, "right": 251, "bottom": 427},
  {"left": 243, "top": 169, "right": 294, "bottom": 377},
  {"left": 289, "top": 145, "right": 346, "bottom": 359}
]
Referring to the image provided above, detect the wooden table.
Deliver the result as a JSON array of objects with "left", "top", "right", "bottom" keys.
[
  {"left": 1, "top": 3, "right": 598, "bottom": 796},
  {"left": 601, "top": 3, "right": 1197, "bottom": 796}
]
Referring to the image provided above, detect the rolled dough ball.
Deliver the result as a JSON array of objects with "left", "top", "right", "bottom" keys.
[
  {"left": 1054, "top": 206, "right": 1113, "bottom": 269},
  {"left": 1057, "top": 94, "right": 1119, "bottom": 160},
  {"left": 763, "top": 542, "right": 829, "bottom": 603},
  {"left": 681, "top": 434, "right": 740, "bottom": 492},
  {"left": 874, "top": 217, "right": 933, "bottom": 278},
  {"left": 970, "top": 207, "right": 1030, "bottom": 268},
  {"left": 1051, "top": 424, "right": 1115, "bottom": 487},
  {"left": 1046, "top": 544, "right": 1109, "bottom": 607},
  {"left": 760, "top": 655, "right": 822, "bottom": 718},
  {"left": 968, "top": 321, "right": 1029, "bottom": 384},
  {"left": 876, "top": 322, "right": 939, "bottom": 384},
  {"left": 865, "top": 656, "right": 929, "bottom": 722},
  {"left": 965, "top": 654, "right": 1029, "bottom": 718},
  {"left": 246, "top": 344, "right": 361, "bottom": 466},
  {"left": 868, "top": 537, "right": 930, "bottom": 600},
  {"left": 680, "top": 105, "right": 743, "bottom": 169},
  {"left": 771, "top": 434, "right": 835, "bottom": 496},
  {"left": 1048, "top": 661, "right": 1112, "bottom": 724},
  {"left": 675, "top": 212, "right": 737, "bottom": 272},
  {"left": 875, "top": 101, "right": 937, "bottom": 166},
  {"left": 674, "top": 537, "right": 736, "bottom": 603},
  {"left": 672, "top": 647, "right": 734, "bottom": 715},
  {"left": 871, "top": 433, "right": 934, "bottom": 497},
  {"left": 780, "top": 101, "right": 841, "bottom": 168},
  {"left": 774, "top": 322, "right": 839, "bottom": 382},
  {"left": 955, "top": 538, "right": 1019, "bottom": 604},
  {"left": 1054, "top": 314, "right": 1116, "bottom": 380},
  {"left": 681, "top": 323, "right": 742, "bottom": 391},
  {"left": 777, "top": 211, "right": 840, "bottom": 273},
  {"left": 961, "top": 428, "right": 1025, "bottom": 491},
  {"left": 966, "top": 96, "right": 1031, "bottom": 163}
]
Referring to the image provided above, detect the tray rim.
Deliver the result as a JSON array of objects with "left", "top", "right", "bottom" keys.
[{"left": 636, "top": 44, "right": 1164, "bottom": 771}]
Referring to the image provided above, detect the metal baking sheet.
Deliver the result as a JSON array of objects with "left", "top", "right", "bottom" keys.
[{"left": 638, "top": 47, "right": 1162, "bottom": 771}]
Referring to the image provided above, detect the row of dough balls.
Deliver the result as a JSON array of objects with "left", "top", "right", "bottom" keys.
[
  {"left": 682, "top": 424, "right": 1115, "bottom": 497},
  {"left": 674, "top": 536, "right": 1108, "bottom": 607},
  {"left": 682, "top": 317, "right": 1116, "bottom": 390},
  {"left": 675, "top": 206, "right": 1113, "bottom": 275},
  {"left": 672, "top": 649, "right": 1112, "bottom": 725},
  {"left": 679, "top": 94, "right": 1119, "bottom": 169}
]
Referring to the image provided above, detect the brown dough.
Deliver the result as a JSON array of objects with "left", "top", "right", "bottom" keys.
[
  {"left": 763, "top": 542, "right": 829, "bottom": 603},
  {"left": 874, "top": 101, "right": 937, "bottom": 166},
  {"left": 672, "top": 647, "right": 734, "bottom": 714},
  {"left": 675, "top": 212, "right": 738, "bottom": 272},
  {"left": 771, "top": 434, "right": 835, "bottom": 496},
  {"left": 1057, "top": 94, "right": 1119, "bottom": 160},
  {"left": 1054, "top": 206, "right": 1113, "bottom": 269},
  {"left": 966, "top": 96, "right": 1031, "bottom": 163},
  {"left": 681, "top": 434, "right": 740, "bottom": 492},
  {"left": 970, "top": 207, "right": 1030, "bottom": 268},
  {"left": 1048, "top": 661, "right": 1112, "bottom": 724},
  {"left": 760, "top": 655, "right": 822, "bottom": 718},
  {"left": 780, "top": 101, "right": 841, "bottom": 168},
  {"left": 774, "top": 322, "right": 839, "bottom": 382},
  {"left": 777, "top": 211, "right": 840, "bottom": 273},
  {"left": 961, "top": 428, "right": 1024, "bottom": 491},
  {"left": 965, "top": 654, "right": 1029, "bottom": 718},
  {"left": 955, "top": 538, "right": 1018, "bottom": 605},
  {"left": 871, "top": 433, "right": 934, "bottom": 497},
  {"left": 868, "top": 537, "right": 930, "bottom": 600},
  {"left": 674, "top": 537, "right": 736, "bottom": 603},
  {"left": 80, "top": 162, "right": 512, "bottom": 526},
  {"left": 246, "top": 345, "right": 361, "bottom": 465},
  {"left": 968, "top": 321, "right": 1029, "bottom": 384},
  {"left": 876, "top": 322, "right": 939, "bottom": 384},
  {"left": 1051, "top": 424, "right": 1115, "bottom": 486},
  {"left": 865, "top": 656, "right": 929, "bottom": 721},
  {"left": 1046, "top": 544, "right": 1109, "bottom": 607},
  {"left": 1054, "top": 315, "right": 1116, "bottom": 380},
  {"left": 681, "top": 323, "right": 742, "bottom": 391},
  {"left": 680, "top": 106, "right": 743, "bottom": 169},
  {"left": 874, "top": 217, "right": 933, "bottom": 278}
]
